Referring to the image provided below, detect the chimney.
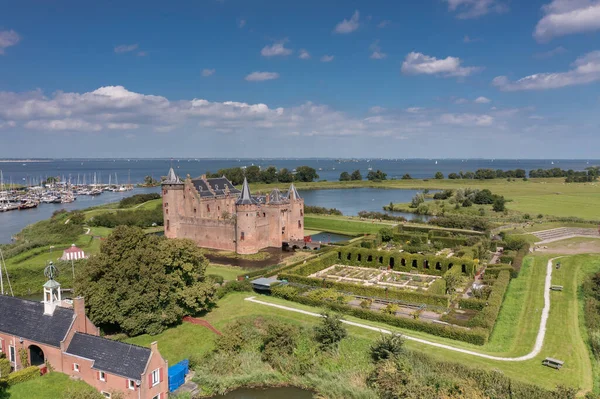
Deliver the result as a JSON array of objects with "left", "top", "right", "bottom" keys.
[
  {"left": 201, "top": 174, "right": 207, "bottom": 180},
  {"left": 151, "top": 341, "right": 159, "bottom": 354},
  {"left": 73, "top": 297, "right": 87, "bottom": 333}
]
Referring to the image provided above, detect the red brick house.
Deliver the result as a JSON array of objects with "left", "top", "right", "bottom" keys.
[{"left": 0, "top": 276, "right": 168, "bottom": 399}]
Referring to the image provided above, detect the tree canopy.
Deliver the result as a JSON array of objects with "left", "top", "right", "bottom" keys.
[
  {"left": 339, "top": 171, "right": 351, "bottom": 181},
  {"left": 75, "top": 226, "right": 216, "bottom": 336},
  {"left": 350, "top": 169, "right": 362, "bottom": 181},
  {"left": 367, "top": 170, "right": 387, "bottom": 181},
  {"left": 295, "top": 166, "right": 319, "bottom": 182}
]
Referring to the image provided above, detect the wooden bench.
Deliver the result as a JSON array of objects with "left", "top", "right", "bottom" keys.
[
  {"left": 542, "top": 358, "right": 564, "bottom": 369},
  {"left": 550, "top": 285, "right": 563, "bottom": 291}
]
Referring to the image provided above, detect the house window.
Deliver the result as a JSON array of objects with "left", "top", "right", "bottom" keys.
[
  {"left": 101, "top": 392, "right": 111, "bottom": 398},
  {"left": 152, "top": 368, "right": 160, "bottom": 386},
  {"left": 73, "top": 363, "right": 80, "bottom": 372},
  {"left": 0, "top": 338, "right": 4, "bottom": 353},
  {"left": 128, "top": 379, "right": 136, "bottom": 390},
  {"left": 9, "top": 346, "right": 15, "bottom": 363},
  {"left": 153, "top": 395, "right": 160, "bottom": 399},
  {"left": 99, "top": 371, "right": 106, "bottom": 381},
  {"left": 240, "top": 232, "right": 245, "bottom": 241}
]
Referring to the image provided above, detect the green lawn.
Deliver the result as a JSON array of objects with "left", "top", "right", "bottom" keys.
[
  {"left": 6, "top": 372, "right": 98, "bottom": 399},
  {"left": 251, "top": 178, "right": 600, "bottom": 220},
  {"left": 127, "top": 250, "right": 597, "bottom": 394},
  {"left": 206, "top": 264, "right": 250, "bottom": 281},
  {"left": 304, "top": 215, "right": 393, "bottom": 235}
]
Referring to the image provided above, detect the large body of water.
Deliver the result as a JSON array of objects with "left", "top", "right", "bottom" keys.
[{"left": 0, "top": 158, "right": 597, "bottom": 185}]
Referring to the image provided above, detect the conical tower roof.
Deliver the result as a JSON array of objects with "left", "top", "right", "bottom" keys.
[
  {"left": 164, "top": 167, "right": 182, "bottom": 184},
  {"left": 287, "top": 183, "right": 301, "bottom": 201},
  {"left": 236, "top": 178, "right": 257, "bottom": 205}
]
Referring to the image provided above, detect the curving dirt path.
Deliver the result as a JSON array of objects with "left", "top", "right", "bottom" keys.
[{"left": 245, "top": 257, "right": 561, "bottom": 362}]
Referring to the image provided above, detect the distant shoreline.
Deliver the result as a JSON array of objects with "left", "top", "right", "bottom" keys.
[{"left": 0, "top": 160, "right": 51, "bottom": 163}]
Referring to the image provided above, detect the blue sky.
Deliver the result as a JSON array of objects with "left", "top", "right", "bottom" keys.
[{"left": 1, "top": 0, "right": 599, "bottom": 158}]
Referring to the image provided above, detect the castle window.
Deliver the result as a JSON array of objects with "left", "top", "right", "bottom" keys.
[
  {"left": 163, "top": 189, "right": 168, "bottom": 195},
  {"left": 241, "top": 232, "right": 245, "bottom": 241},
  {"left": 263, "top": 212, "right": 266, "bottom": 217},
  {"left": 166, "top": 220, "right": 170, "bottom": 231},
  {"left": 165, "top": 202, "right": 168, "bottom": 207},
  {"left": 298, "top": 221, "right": 302, "bottom": 228},
  {"left": 207, "top": 205, "right": 210, "bottom": 212},
  {"left": 218, "top": 206, "right": 221, "bottom": 211},
  {"left": 166, "top": 209, "right": 168, "bottom": 214},
  {"left": 300, "top": 209, "right": 303, "bottom": 216},
  {"left": 194, "top": 208, "right": 196, "bottom": 213}
]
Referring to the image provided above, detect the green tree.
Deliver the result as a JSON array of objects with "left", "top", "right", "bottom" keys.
[
  {"left": 379, "top": 227, "right": 394, "bottom": 242},
  {"left": 278, "top": 168, "right": 294, "bottom": 183},
  {"left": 401, "top": 173, "right": 412, "bottom": 180},
  {"left": 314, "top": 312, "right": 347, "bottom": 349},
  {"left": 444, "top": 270, "right": 462, "bottom": 294},
  {"left": 448, "top": 173, "right": 460, "bottom": 179},
  {"left": 295, "top": 166, "right": 319, "bottom": 182},
  {"left": 75, "top": 226, "right": 216, "bottom": 336},
  {"left": 367, "top": 170, "right": 387, "bottom": 181},
  {"left": 260, "top": 166, "right": 278, "bottom": 184},
  {"left": 244, "top": 165, "right": 261, "bottom": 183},
  {"left": 473, "top": 189, "right": 495, "bottom": 204},
  {"left": 493, "top": 196, "right": 506, "bottom": 212},
  {"left": 409, "top": 193, "right": 424, "bottom": 208},
  {"left": 434, "top": 171, "right": 444, "bottom": 179},
  {"left": 339, "top": 171, "right": 351, "bottom": 181},
  {"left": 370, "top": 333, "right": 405, "bottom": 363},
  {"left": 350, "top": 169, "right": 362, "bottom": 181}
]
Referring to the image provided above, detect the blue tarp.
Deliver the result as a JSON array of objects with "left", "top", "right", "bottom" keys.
[{"left": 168, "top": 359, "right": 189, "bottom": 392}]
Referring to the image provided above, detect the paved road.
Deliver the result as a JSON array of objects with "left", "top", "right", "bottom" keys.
[{"left": 245, "top": 256, "right": 561, "bottom": 362}]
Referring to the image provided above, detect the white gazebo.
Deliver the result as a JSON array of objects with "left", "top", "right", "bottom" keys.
[{"left": 60, "top": 244, "right": 87, "bottom": 261}]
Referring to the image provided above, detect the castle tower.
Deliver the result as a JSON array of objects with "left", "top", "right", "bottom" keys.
[
  {"left": 286, "top": 183, "right": 304, "bottom": 241},
  {"left": 43, "top": 262, "right": 61, "bottom": 316},
  {"left": 235, "top": 178, "right": 260, "bottom": 254},
  {"left": 162, "top": 167, "right": 184, "bottom": 238}
]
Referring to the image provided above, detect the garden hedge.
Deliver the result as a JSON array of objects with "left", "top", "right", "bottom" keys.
[
  {"left": 292, "top": 247, "right": 477, "bottom": 277},
  {"left": 398, "top": 224, "right": 484, "bottom": 236},
  {"left": 271, "top": 286, "right": 488, "bottom": 345},
  {"left": 6, "top": 366, "right": 40, "bottom": 386},
  {"left": 458, "top": 298, "right": 486, "bottom": 311},
  {"left": 279, "top": 273, "right": 450, "bottom": 307},
  {"left": 468, "top": 270, "right": 510, "bottom": 329}
]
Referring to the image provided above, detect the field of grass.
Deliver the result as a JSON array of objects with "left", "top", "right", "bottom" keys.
[
  {"left": 126, "top": 251, "right": 599, "bottom": 395},
  {"left": 206, "top": 264, "right": 250, "bottom": 281},
  {"left": 304, "top": 214, "right": 393, "bottom": 235},
  {"left": 5, "top": 372, "right": 98, "bottom": 399},
  {"left": 252, "top": 178, "right": 600, "bottom": 220}
]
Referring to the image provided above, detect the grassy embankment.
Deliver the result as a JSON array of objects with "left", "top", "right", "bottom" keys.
[
  {"left": 251, "top": 178, "right": 600, "bottom": 220},
  {"left": 5, "top": 372, "right": 99, "bottom": 399},
  {"left": 125, "top": 253, "right": 600, "bottom": 394}
]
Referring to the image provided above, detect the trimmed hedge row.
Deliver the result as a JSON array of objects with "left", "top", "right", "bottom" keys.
[
  {"left": 486, "top": 264, "right": 516, "bottom": 278},
  {"left": 271, "top": 286, "right": 488, "bottom": 345},
  {"left": 468, "top": 270, "right": 511, "bottom": 329},
  {"left": 279, "top": 273, "right": 449, "bottom": 307},
  {"left": 459, "top": 297, "right": 486, "bottom": 311},
  {"left": 6, "top": 366, "right": 40, "bottom": 386},
  {"left": 319, "top": 247, "right": 476, "bottom": 276},
  {"left": 428, "top": 278, "right": 447, "bottom": 296},
  {"left": 399, "top": 224, "right": 484, "bottom": 236}
]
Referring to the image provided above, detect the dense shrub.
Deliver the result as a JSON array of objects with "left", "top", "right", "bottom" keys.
[
  {"left": 6, "top": 366, "right": 40, "bottom": 386},
  {"left": 304, "top": 205, "right": 343, "bottom": 216},
  {"left": 119, "top": 193, "right": 161, "bottom": 208},
  {"left": 359, "top": 211, "right": 406, "bottom": 222},
  {"left": 469, "top": 271, "right": 510, "bottom": 329},
  {"left": 314, "top": 312, "right": 347, "bottom": 349},
  {"left": 370, "top": 333, "right": 405, "bottom": 362},
  {"left": 215, "top": 280, "right": 253, "bottom": 299},
  {"left": 459, "top": 298, "right": 486, "bottom": 311},
  {"left": 0, "top": 358, "right": 10, "bottom": 378},
  {"left": 88, "top": 205, "right": 163, "bottom": 228},
  {"left": 429, "top": 215, "right": 491, "bottom": 232}
]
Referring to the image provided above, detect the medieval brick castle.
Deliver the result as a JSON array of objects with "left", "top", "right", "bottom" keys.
[{"left": 162, "top": 168, "right": 304, "bottom": 254}]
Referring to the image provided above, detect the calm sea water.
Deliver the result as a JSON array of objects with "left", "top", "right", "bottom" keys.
[{"left": 0, "top": 158, "right": 596, "bottom": 185}]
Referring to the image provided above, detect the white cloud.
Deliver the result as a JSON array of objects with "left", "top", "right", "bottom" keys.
[
  {"left": 0, "top": 86, "right": 523, "bottom": 143},
  {"left": 534, "top": 0, "right": 600, "bottom": 42},
  {"left": 114, "top": 44, "right": 139, "bottom": 54},
  {"left": 492, "top": 50, "right": 600, "bottom": 91},
  {"left": 261, "top": 41, "right": 292, "bottom": 57},
  {"left": 440, "top": 113, "right": 494, "bottom": 126},
  {"left": 321, "top": 55, "right": 335, "bottom": 63},
  {"left": 401, "top": 52, "right": 482, "bottom": 77},
  {"left": 0, "top": 30, "right": 21, "bottom": 55},
  {"left": 474, "top": 96, "right": 491, "bottom": 103},
  {"left": 298, "top": 49, "right": 311, "bottom": 60},
  {"left": 369, "top": 40, "right": 387, "bottom": 60},
  {"left": 444, "top": 0, "right": 508, "bottom": 19},
  {"left": 453, "top": 98, "right": 469, "bottom": 104},
  {"left": 377, "top": 20, "right": 391, "bottom": 28},
  {"left": 463, "top": 35, "right": 483, "bottom": 43},
  {"left": 533, "top": 46, "right": 567, "bottom": 59},
  {"left": 137, "top": 51, "right": 148, "bottom": 57},
  {"left": 238, "top": 19, "right": 246, "bottom": 28},
  {"left": 369, "top": 106, "right": 386, "bottom": 113},
  {"left": 334, "top": 10, "right": 360, "bottom": 34},
  {"left": 245, "top": 71, "right": 280, "bottom": 82},
  {"left": 202, "top": 68, "right": 216, "bottom": 77}
]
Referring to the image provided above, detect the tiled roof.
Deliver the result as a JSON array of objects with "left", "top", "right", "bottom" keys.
[
  {"left": 66, "top": 333, "right": 151, "bottom": 381},
  {"left": 236, "top": 178, "right": 257, "bottom": 205},
  {"left": 287, "top": 183, "right": 301, "bottom": 200},
  {"left": 191, "top": 177, "right": 240, "bottom": 198},
  {"left": 0, "top": 296, "right": 73, "bottom": 347}
]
